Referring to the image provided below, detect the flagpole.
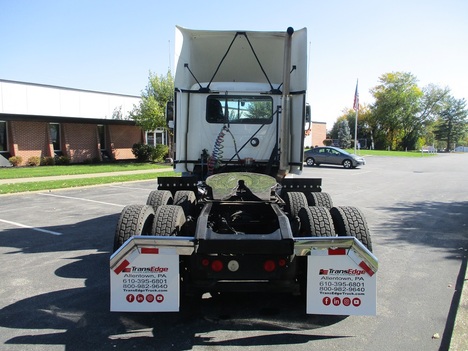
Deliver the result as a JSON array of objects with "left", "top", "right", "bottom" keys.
[
  {"left": 354, "top": 107, "right": 359, "bottom": 154},
  {"left": 353, "top": 79, "right": 359, "bottom": 154}
]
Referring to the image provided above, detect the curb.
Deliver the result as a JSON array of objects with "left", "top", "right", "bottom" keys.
[{"left": 450, "top": 252, "right": 468, "bottom": 350}]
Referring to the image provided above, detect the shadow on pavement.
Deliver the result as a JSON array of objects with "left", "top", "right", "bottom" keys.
[{"left": 0, "top": 214, "right": 349, "bottom": 350}]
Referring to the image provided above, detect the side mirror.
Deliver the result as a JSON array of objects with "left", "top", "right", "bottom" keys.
[
  {"left": 305, "top": 103, "right": 311, "bottom": 123},
  {"left": 166, "top": 101, "right": 174, "bottom": 129}
]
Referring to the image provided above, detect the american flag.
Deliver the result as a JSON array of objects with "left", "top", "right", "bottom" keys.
[{"left": 353, "top": 80, "right": 359, "bottom": 111}]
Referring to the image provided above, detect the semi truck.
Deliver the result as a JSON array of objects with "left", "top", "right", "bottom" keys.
[{"left": 110, "top": 26, "right": 378, "bottom": 315}]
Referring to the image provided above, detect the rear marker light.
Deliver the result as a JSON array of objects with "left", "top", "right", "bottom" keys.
[
  {"left": 278, "top": 259, "right": 287, "bottom": 267},
  {"left": 211, "top": 260, "right": 224, "bottom": 272},
  {"left": 201, "top": 258, "right": 210, "bottom": 267},
  {"left": 263, "top": 260, "right": 276, "bottom": 272}
]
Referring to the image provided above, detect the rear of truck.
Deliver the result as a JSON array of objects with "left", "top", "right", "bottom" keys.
[{"left": 110, "top": 26, "right": 378, "bottom": 315}]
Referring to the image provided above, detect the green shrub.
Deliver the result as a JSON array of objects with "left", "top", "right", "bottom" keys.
[
  {"left": 41, "top": 156, "right": 56, "bottom": 166},
  {"left": 8, "top": 156, "right": 23, "bottom": 167},
  {"left": 27, "top": 156, "right": 41, "bottom": 167},
  {"left": 151, "top": 144, "right": 169, "bottom": 163},
  {"left": 56, "top": 156, "right": 70, "bottom": 165},
  {"left": 132, "top": 143, "right": 153, "bottom": 162}
]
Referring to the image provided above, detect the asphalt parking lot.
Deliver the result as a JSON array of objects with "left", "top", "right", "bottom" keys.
[{"left": 0, "top": 153, "right": 467, "bottom": 351}]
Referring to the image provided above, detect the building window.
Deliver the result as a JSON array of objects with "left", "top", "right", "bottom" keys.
[
  {"left": 155, "top": 130, "right": 164, "bottom": 145},
  {"left": 0, "top": 121, "right": 7, "bottom": 152},
  {"left": 146, "top": 131, "right": 155, "bottom": 146},
  {"left": 49, "top": 123, "right": 61, "bottom": 152},
  {"left": 97, "top": 125, "right": 106, "bottom": 150},
  {"left": 146, "top": 129, "right": 165, "bottom": 146}
]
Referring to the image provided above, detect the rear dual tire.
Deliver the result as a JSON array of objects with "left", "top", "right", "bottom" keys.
[
  {"left": 330, "top": 206, "right": 372, "bottom": 252},
  {"left": 113, "top": 203, "right": 188, "bottom": 252}
]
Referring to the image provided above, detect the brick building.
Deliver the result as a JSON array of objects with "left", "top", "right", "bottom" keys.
[
  {"left": 304, "top": 121, "right": 327, "bottom": 148},
  {"left": 0, "top": 80, "right": 144, "bottom": 166}
]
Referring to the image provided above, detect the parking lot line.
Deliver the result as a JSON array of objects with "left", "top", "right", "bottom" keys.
[
  {"left": 39, "top": 192, "right": 124, "bottom": 207},
  {"left": 0, "top": 218, "right": 62, "bottom": 235}
]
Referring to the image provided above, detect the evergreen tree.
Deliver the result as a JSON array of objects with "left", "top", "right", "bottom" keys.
[
  {"left": 338, "top": 120, "right": 352, "bottom": 149},
  {"left": 434, "top": 97, "right": 468, "bottom": 151}
]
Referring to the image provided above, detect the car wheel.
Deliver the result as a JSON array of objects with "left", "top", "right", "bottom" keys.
[
  {"left": 306, "top": 157, "right": 315, "bottom": 166},
  {"left": 343, "top": 159, "right": 353, "bottom": 169}
]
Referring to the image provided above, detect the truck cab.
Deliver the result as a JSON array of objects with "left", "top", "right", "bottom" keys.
[{"left": 171, "top": 26, "right": 308, "bottom": 179}]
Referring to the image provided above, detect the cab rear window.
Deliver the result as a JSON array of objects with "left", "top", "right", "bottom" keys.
[{"left": 206, "top": 95, "right": 273, "bottom": 124}]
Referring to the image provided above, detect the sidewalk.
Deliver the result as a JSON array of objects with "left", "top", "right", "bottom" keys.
[
  {"left": 450, "top": 256, "right": 468, "bottom": 350},
  {"left": 0, "top": 167, "right": 173, "bottom": 185}
]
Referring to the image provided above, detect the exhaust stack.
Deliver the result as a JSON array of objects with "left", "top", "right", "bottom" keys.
[{"left": 277, "top": 27, "right": 294, "bottom": 180}]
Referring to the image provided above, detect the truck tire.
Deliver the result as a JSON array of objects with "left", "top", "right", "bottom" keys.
[
  {"left": 330, "top": 206, "right": 373, "bottom": 252},
  {"left": 298, "top": 206, "right": 335, "bottom": 237},
  {"left": 113, "top": 204, "right": 155, "bottom": 252},
  {"left": 306, "top": 192, "right": 334, "bottom": 209},
  {"left": 284, "top": 191, "right": 308, "bottom": 218},
  {"left": 146, "top": 190, "right": 173, "bottom": 211},
  {"left": 173, "top": 190, "right": 197, "bottom": 217},
  {"left": 152, "top": 205, "right": 186, "bottom": 236}
]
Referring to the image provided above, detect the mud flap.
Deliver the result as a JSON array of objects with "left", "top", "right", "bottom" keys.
[
  {"left": 295, "top": 237, "right": 378, "bottom": 316},
  {"left": 110, "top": 236, "right": 194, "bottom": 312}
]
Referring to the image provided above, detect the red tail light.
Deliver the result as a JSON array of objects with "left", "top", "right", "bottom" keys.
[
  {"left": 211, "top": 260, "right": 224, "bottom": 272},
  {"left": 263, "top": 260, "right": 276, "bottom": 272}
]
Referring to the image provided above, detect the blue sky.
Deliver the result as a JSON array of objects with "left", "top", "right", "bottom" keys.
[{"left": 1, "top": 0, "right": 467, "bottom": 128}]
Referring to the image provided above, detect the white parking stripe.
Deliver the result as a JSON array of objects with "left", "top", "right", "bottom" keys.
[
  {"left": 38, "top": 192, "right": 124, "bottom": 207},
  {"left": 109, "top": 184, "right": 151, "bottom": 190},
  {"left": 0, "top": 218, "right": 62, "bottom": 235}
]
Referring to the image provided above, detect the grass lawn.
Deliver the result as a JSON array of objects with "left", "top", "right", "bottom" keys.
[
  {"left": 0, "top": 162, "right": 176, "bottom": 195},
  {"left": 0, "top": 171, "right": 177, "bottom": 195},
  {"left": 346, "top": 149, "right": 438, "bottom": 157},
  {"left": 0, "top": 162, "right": 170, "bottom": 179}
]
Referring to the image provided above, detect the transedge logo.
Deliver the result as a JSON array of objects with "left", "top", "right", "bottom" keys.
[
  {"left": 132, "top": 266, "right": 169, "bottom": 273},
  {"left": 319, "top": 268, "right": 366, "bottom": 276}
]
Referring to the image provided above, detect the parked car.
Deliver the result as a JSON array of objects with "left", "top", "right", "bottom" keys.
[{"left": 304, "top": 146, "right": 365, "bottom": 169}]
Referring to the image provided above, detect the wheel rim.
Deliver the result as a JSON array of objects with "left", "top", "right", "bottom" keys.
[{"left": 343, "top": 160, "right": 352, "bottom": 168}]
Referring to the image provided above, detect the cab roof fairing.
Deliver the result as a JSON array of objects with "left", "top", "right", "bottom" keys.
[{"left": 174, "top": 26, "right": 307, "bottom": 93}]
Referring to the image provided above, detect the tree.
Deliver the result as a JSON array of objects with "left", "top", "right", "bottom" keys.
[
  {"left": 130, "top": 71, "right": 174, "bottom": 131},
  {"left": 111, "top": 105, "right": 123, "bottom": 120},
  {"left": 370, "top": 72, "right": 423, "bottom": 150},
  {"left": 337, "top": 119, "right": 352, "bottom": 149},
  {"left": 330, "top": 105, "right": 372, "bottom": 149},
  {"left": 434, "top": 97, "right": 468, "bottom": 151}
]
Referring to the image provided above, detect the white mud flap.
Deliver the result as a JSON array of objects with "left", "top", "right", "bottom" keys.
[
  {"left": 295, "top": 237, "right": 378, "bottom": 316},
  {"left": 110, "top": 236, "right": 194, "bottom": 312}
]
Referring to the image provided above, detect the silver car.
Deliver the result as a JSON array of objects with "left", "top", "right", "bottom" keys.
[{"left": 304, "top": 146, "right": 365, "bottom": 169}]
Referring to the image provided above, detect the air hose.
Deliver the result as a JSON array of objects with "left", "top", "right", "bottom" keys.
[{"left": 207, "top": 126, "right": 240, "bottom": 175}]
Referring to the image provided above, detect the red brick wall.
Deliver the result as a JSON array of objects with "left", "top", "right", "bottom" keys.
[
  {"left": 9, "top": 121, "right": 51, "bottom": 165},
  {"left": 311, "top": 122, "right": 327, "bottom": 147},
  {"left": 62, "top": 123, "right": 100, "bottom": 163},
  {"left": 8, "top": 120, "right": 143, "bottom": 164},
  {"left": 109, "top": 125, "right": 143, "bottom": 160}
]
